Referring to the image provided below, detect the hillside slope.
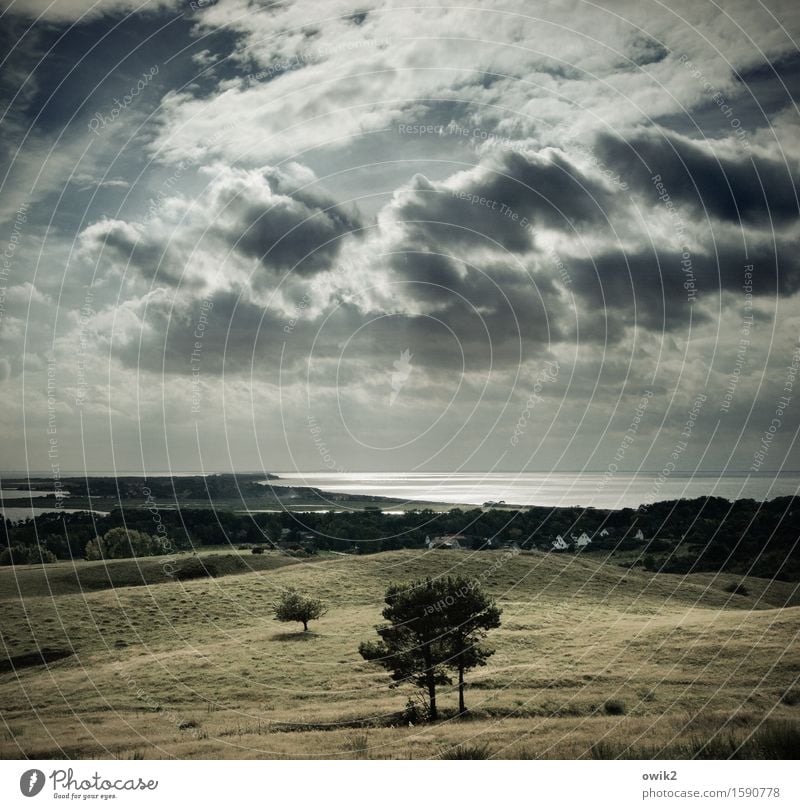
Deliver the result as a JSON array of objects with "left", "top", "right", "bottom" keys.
[{"left": 1, "top": 550, "right": 797, "bottom": 759}]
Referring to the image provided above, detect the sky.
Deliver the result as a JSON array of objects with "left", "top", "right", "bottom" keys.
[{"left": 0, "top": 0, "right": 799, "bottom": 476}]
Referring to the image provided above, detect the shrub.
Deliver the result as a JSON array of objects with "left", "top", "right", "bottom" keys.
[
  {"left": 724, "top": 581, "right": 750, "bottom": 597},
  {"left": 86, "top": 528, "right": 170, "bottom": 560},
  {"left": 272, "top": 587, "right": 327, "bottom": 632},
  {"left": 745, "top": 720, "right": 800, "bottom": 759},
  {"left": 590, "top": 720, "right": 800, "bottom": 760},
  {"left": 251, "top": 546, "right": 264, "bottom": 554},
  {"left": 780, "top": 688, "right": 800, "bottom": 706},
  {"left": 171, "top": 557, "right": 219, "bottom": 581},
  {"left": 603, "top": 699, "right": 627, "bottom": 716},
  {"left": 402, "top": 694, "right": 429, "bottom": 724},
  {"left": 590, "top": 739, "right": 628, "bottom": 759},
  {"left": 0, "top": 544, "right": 57, "bottom": 565},
  {"left": 439, "top": 743, "right": 493, "bottom": 759},
  {"left": 342, "top": 732, "right": 371, "bottom": 759}
]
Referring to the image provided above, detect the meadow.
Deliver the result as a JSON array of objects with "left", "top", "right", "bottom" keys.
[{"left": 1, "top": 548, "right": 798, "bottom": 759}]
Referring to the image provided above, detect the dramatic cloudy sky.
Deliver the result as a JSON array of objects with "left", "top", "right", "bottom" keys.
[{"left": 1, "top": 0, "right": 799, "bottom": 476}]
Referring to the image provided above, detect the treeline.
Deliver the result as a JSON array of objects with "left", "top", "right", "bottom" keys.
[
  {"left": 636, "top": 496, "right": 799, "bottom": 580},
  {"left": 9, "top": 473, "right": 275, "bottom": 501},
  {"left": 1, "top": 495, "right": 798, "bottom": 580}
]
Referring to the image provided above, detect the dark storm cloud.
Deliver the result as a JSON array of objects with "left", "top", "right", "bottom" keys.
[
  {"left": 567, "top": 238, "right": 794, "bottom": 333},
  {"left": 391, "top": 150, "right": 619, "bottom": 256},
  {"left": 0, "top": 8, "right": 239, "bottom": 137},
  {"left": 316, "top": 293, "right": 549, "bottom": 377},
  {"left": 595, "top": 129, "right": 800, "bottom": 225},
  {"left": 627, "top": 35, "right": 670, "bottom": 68},
  {"left": 381, "top": 250, "right": 563, "bottom": 368},
  {"left": 653, "top": 54, "right": 800, "bottom": 141},
  {"left": 480, "top": 150, "right": 617, "bottom": 231},
  {"left": 111, "top": 253, "right": 560, "bottom": 380},
  {"left": 387, "top": 251, "right": 466, "bottom": 301},
  {"left": 567, "top": 248, "right": 709, "bottom": 333},
  {"left": 81, "top": 218, "right": 193, "bottom": 287},
  {"left": 213, "top": 168, "right": 362, "bottom": 277},
  {"left": 735, "top": 53, "right": 800, "bottom": 116}
]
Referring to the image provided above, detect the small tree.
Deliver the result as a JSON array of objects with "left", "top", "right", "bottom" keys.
[
  {"left": 272, "top": 587, "right": 327, "bottom": 632},
  {"left": 0, "top": 544, "right": 57, "bottom": 566},
  {"left": 85, "top": 528, "right": 169, "bottom": 560},
  {"left": 359, "top": 577, "right": 501, "bottom": 721}
]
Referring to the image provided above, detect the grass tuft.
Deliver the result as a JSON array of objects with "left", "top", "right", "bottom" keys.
[
  {"left": 439, "top": 742, "right": 493, "bottom": 759},
  {"left": 603, "top": 699, "right": 627, "bottom": 716}
]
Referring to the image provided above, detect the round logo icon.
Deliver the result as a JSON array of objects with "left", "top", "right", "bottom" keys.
[{"left": 20, "top": 769, "right": 46, "bottom": 797}]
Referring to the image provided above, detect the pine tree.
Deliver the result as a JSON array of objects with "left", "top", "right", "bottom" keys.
[{"left": 359, "top": 577, "right": 501, "bottom": 720}]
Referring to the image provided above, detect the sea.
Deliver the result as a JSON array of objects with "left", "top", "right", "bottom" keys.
[
  {"left": 2, "top": 472, "right": 798, "bottom": 520},
  {"left": 267, "top": 471, "right": 800, "bottom": 510}
]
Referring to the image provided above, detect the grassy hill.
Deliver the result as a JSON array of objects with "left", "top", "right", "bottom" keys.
[{"left": 1, "top": 549, "right": 797, "bottom": 759}]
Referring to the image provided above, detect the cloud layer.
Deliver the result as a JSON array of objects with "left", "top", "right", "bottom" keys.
[{"left": 1, "top": 0, "right": 799, "bottom": 475}]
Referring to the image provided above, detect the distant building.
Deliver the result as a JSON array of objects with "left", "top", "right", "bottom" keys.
[
  {"left": 552, "top": 535, "right": 569, "bottom": 551},
  {"left": 599, "top": 528, "right": 611, "bottom": 537},
  {"left": 426, "top": 535, "right": 463, "bottom": 549},
  {"left": 575, "top": 531, "right": 592, "bottom": 548},
  {"left": 634, "top": 528, "right": 645, "bottom": 541}
]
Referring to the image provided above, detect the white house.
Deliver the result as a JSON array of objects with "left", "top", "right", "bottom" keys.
[
  {"left": 599, "top": 528, "right": 610, "bottom": 537},
  {"left": 634, "top": 528, "right": 645, "bottom": 541},
  {"left": 552, "top": 535, "right": 569, "bottom": 550},
  {"left": 426, "top": 535, "right": 463, "bottom": 549},
  {"left": 575, "top": 531, "right": 592, "bottom": 548}
]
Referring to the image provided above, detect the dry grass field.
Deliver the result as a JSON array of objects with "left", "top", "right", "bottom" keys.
[{"left": 1, "top": 549, "right": 798, "bottom": 759}]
